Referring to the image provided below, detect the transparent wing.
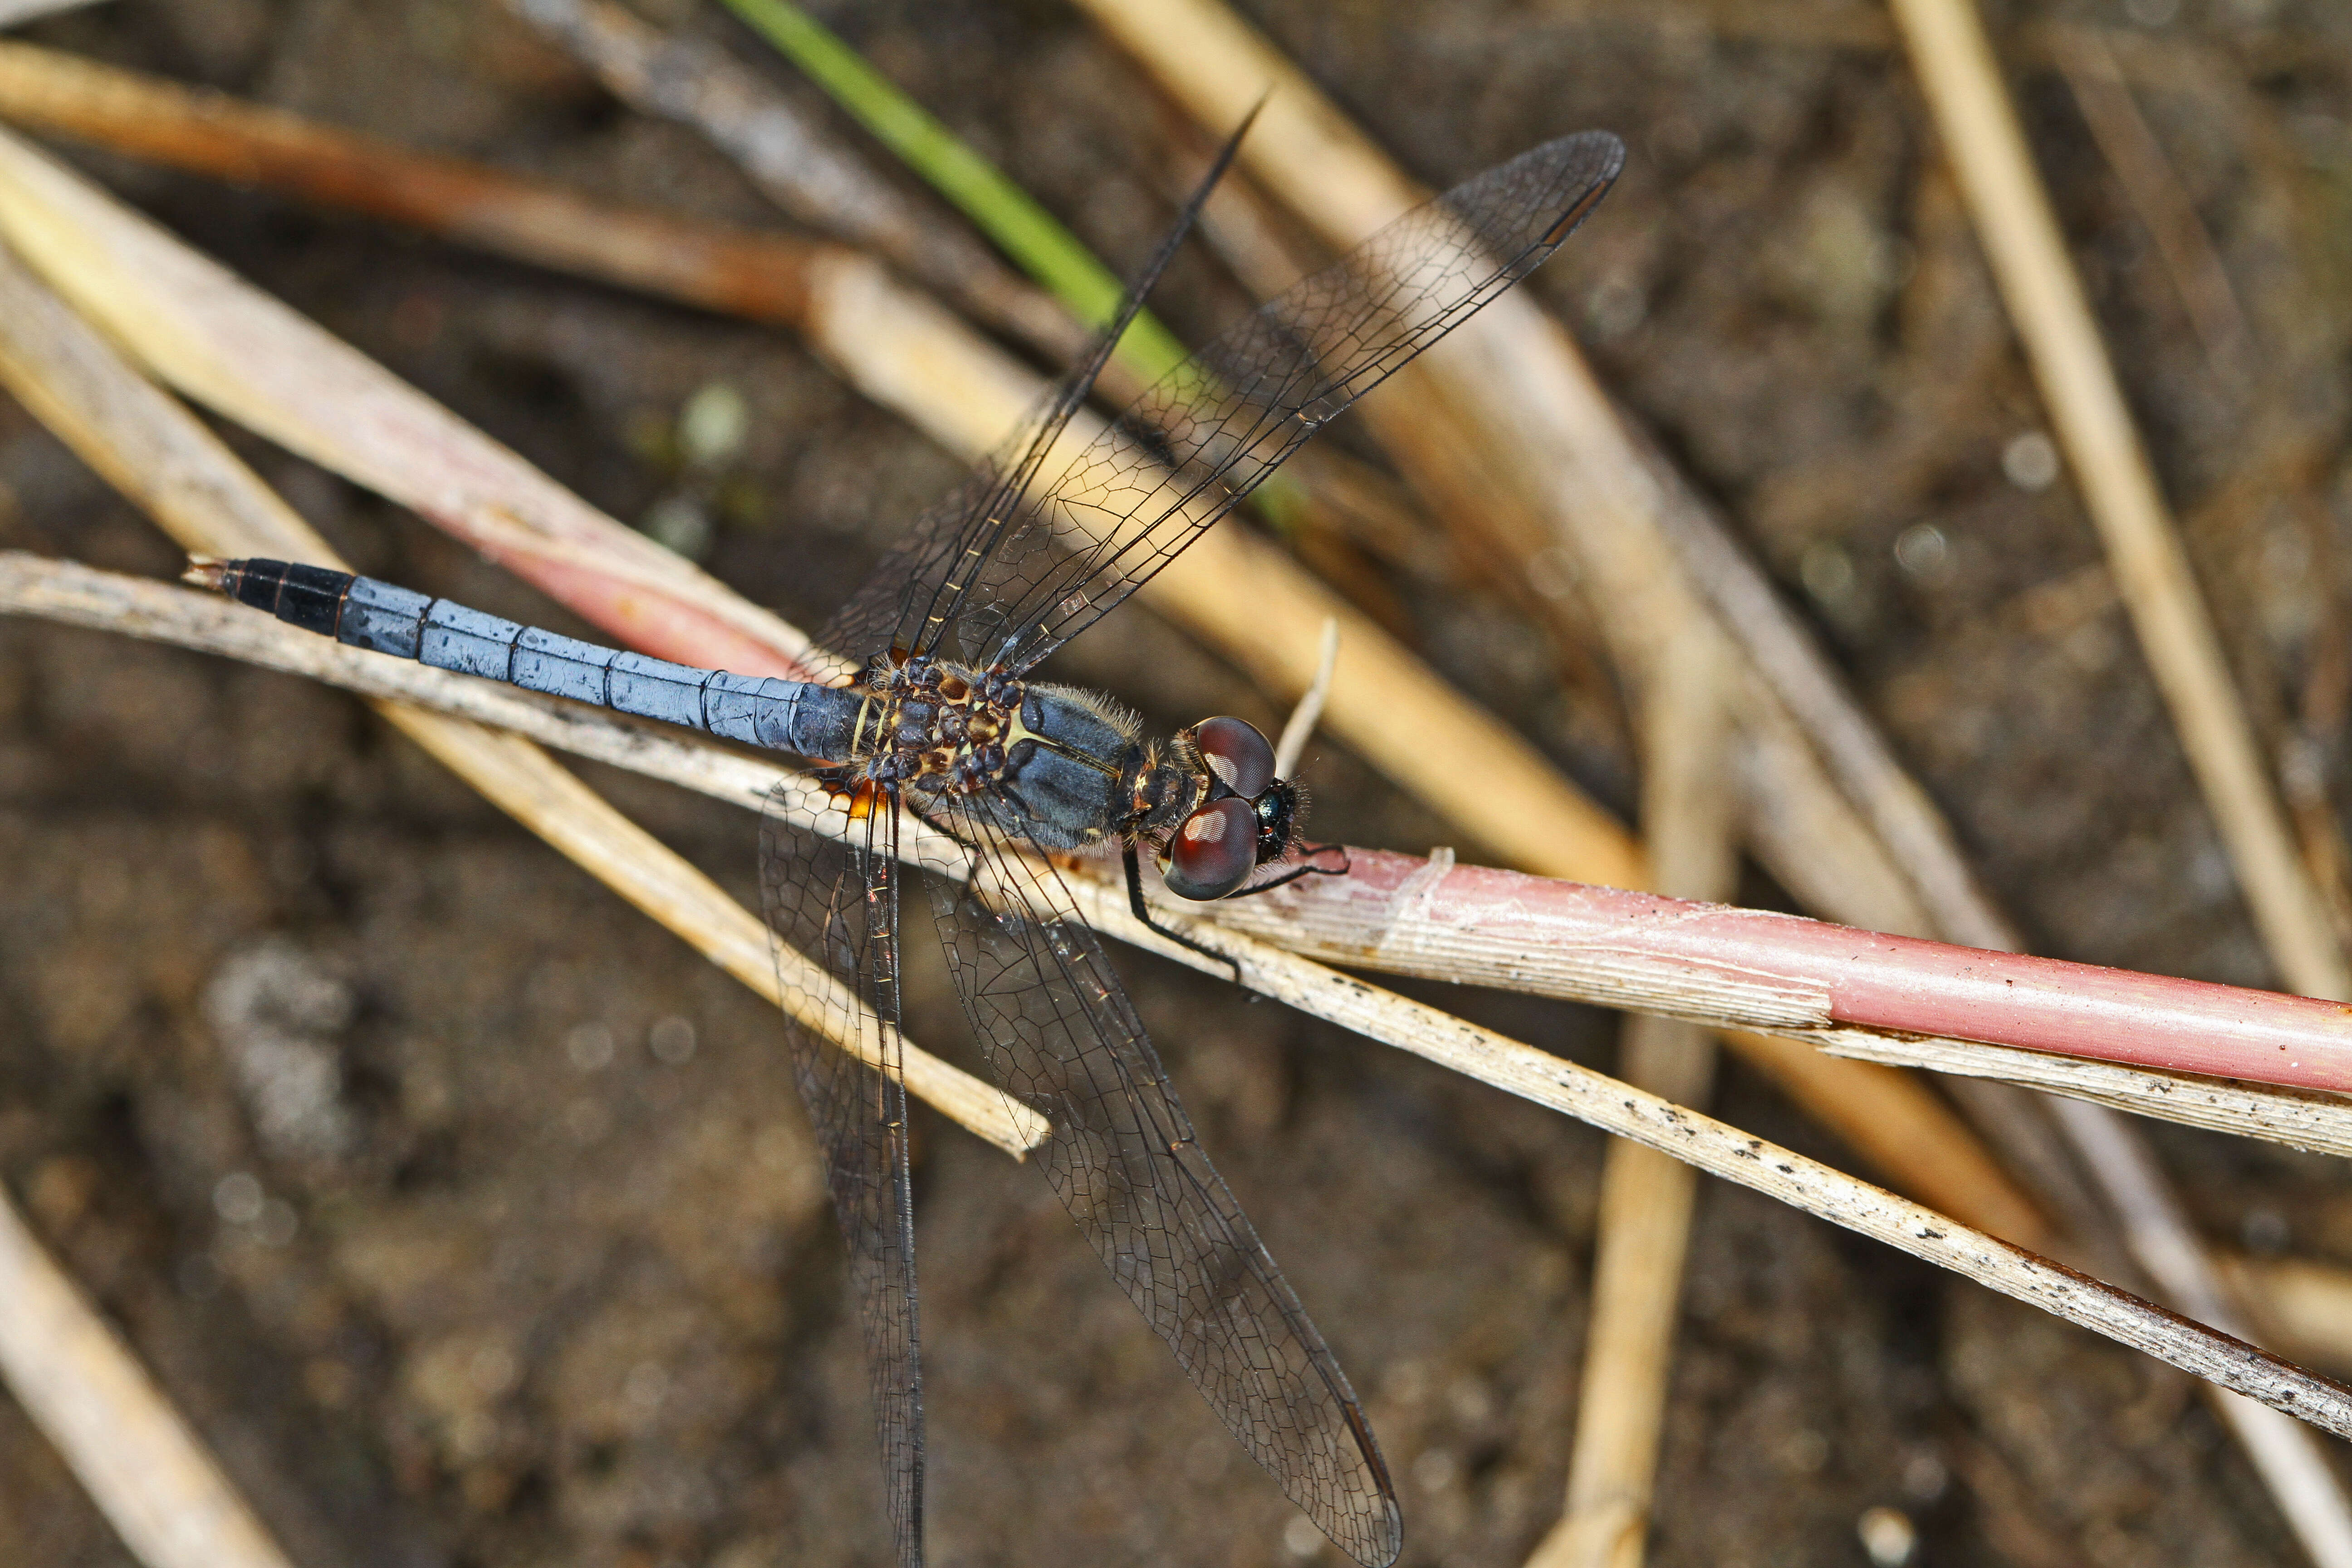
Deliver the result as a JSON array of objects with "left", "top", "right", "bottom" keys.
[
  {"left": 921, "top": 800, "right": 1401, "bottom": 1568},
  {"left": 756, "top": 783, "right": 923, "bottom": 1567},
  {"left": 829, "top": 130, "right": 1623, "bottom": 675},
  {"left": 818, "top": 459, "right": 1003, "bottom": 670},
  {"left": 818, "top": 113, "right": 1259, "bottom": 666}
]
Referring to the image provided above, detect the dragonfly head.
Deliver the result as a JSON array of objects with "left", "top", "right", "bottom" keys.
[{"left": 1160, "top": 716, "right": 1303, "bottom": 901}]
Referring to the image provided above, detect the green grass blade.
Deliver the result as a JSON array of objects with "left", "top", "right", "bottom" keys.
[{"left": 716, "top": 0, "right": 1191, "bottom": 384}]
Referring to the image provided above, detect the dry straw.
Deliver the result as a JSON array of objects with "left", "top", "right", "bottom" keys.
[
  {"left": 0, "top": 1186, "right": 297, "bottom": 1568},
  {"left": 1535, "top": 634, "right": 1737, "bottom": 1568}
]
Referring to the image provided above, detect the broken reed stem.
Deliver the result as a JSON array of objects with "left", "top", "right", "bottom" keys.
[
  {"left": 18, "top": 556, "right": 2349, "bottom": 1180},
  {"left": 0, "top": 1183, "right": 299, "bottom": 1568},
  {"left": 1271, "top": 615, "right": 1338, "bottom": 782},
  {"left": 0, "top": 233, "right": 1036, "bottom": 1159},
  {"left": 20, "top": 565, "right": 2342, "bottom": 1447},
  {"left": 1888, "top": 0, "right": 2348, "bottom": 1003},
  {"left": 1535, "top": 634, "right": 1740, "bottom": 1568}
]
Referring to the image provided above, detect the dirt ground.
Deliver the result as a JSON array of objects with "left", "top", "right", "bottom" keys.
[{"left": 3, "top": 0, "right": 2351, "bottom": 1565}]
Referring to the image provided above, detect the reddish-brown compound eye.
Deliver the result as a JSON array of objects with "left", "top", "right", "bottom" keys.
[
  {"left": 1193, "top": 715, "right": 1275, "bottom": 799},
  {"left": 1162, "top": 798, "right": 1259, "bottom": 901}
]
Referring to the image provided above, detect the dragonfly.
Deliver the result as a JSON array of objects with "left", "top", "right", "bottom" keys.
[{"left": 189, "top": 124, "right": 1623, "bottom": 1568}]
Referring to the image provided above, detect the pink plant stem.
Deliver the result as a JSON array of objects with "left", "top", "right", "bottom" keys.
[{"left": 1227, "top": 851, "right": 2352, "bottom": 1092}]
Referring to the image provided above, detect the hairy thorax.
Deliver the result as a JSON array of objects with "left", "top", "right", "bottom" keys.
[{"left": 845, "top": 655, "right": 1193, "bottom": 853}]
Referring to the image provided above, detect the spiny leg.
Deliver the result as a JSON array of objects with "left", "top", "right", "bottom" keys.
[
  {"left": 1225, "top": 844, "right": 1352, "bottom": 901},
  {"left": 1125, "top": 842, "right": 1243, "bottom": 985}
]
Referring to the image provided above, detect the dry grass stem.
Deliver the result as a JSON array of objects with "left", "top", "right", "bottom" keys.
[
  {"left": 1888, "top": 0, "right": 2347, "bottom": 1003},
  {"left": 1818, "top": 1031, "right": 2352, "bottom": 1159},
  {"left": 0, "top": 232, "right": 1036, "bottom": 1159},
  {"left": 1710, "top": 1029, "right": 2052, "bottom": 1250},
  {"left": 0, "top": 1182, "right": 299, "bottom": 1568},
  {"left": 1534, "top": 636, "right": 1738, "bottom": 1568}
]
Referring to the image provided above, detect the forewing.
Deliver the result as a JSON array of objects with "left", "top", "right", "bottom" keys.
[
  {"left": 817, "top": 459, "right": 1008, "bottom": 668},
  {"left": 818, "top": 117, "right": 1262, "bottom": 668},
  {"left": 949, "top": 130, "right": 1623, "bottom": 673},
  {"left": 757, "top": 783, "right": 924, "bottom": 1567},
  {"left": 923, "top": 803, "right": 1401, "bottom": 1568}
]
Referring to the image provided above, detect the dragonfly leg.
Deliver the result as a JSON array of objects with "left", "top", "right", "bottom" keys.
[
  {"left": 1125, "top": 843, "right": 1242, "bottom": 985},
  {"left": 1225, "top": 843, "right": 1352, "bottom": 900}
]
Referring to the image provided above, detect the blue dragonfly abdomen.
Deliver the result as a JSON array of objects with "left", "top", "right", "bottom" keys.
[{"left": 189, "top": 558, "right": 862, "bottom": 760}]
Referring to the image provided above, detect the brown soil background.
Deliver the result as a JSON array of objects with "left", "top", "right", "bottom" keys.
[{"left": 4, "top": 1, "right": 2352, "bottom": 1565}]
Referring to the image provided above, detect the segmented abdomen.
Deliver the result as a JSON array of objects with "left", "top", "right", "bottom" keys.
[{"left": 196, "top": 558, "right": 862, "bottom": 760}]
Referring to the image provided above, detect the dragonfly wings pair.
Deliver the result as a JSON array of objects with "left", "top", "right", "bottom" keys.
[
  {"left": 772, "top": 129, "right": 1622, "bottom": 1568},
  {"left": 192, "top": 126, "right": 1623, "bottom": 1568}
]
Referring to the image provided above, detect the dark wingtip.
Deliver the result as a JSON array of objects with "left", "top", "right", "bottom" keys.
[
  {"left": 1234, "top": 86, "right": 1271, "bottom": 145},
  {"left": 1539, "top": 130, "right": 1629, "bottom": 246}
]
